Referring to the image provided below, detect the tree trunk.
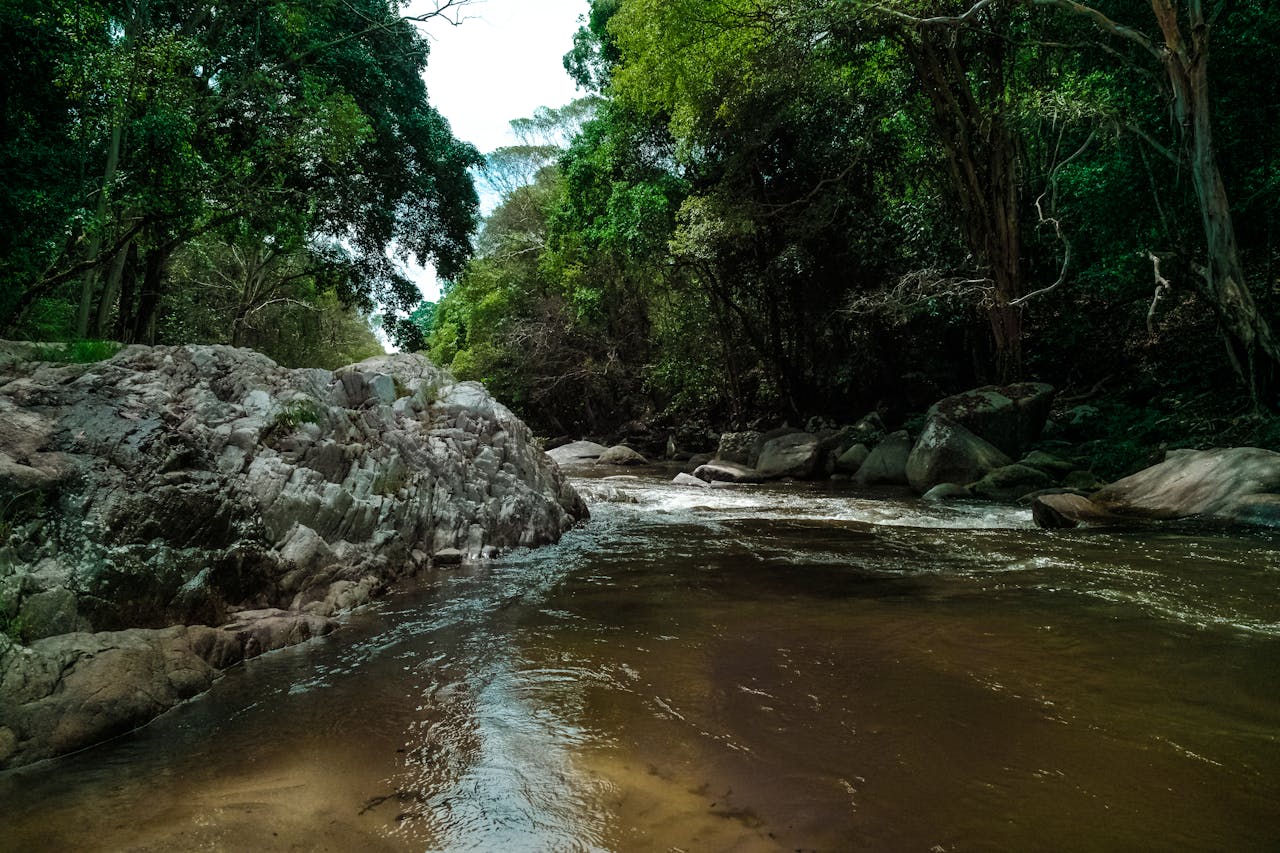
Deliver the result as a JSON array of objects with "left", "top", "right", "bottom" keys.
[
  {"left": 129, "top": 244, "right": 170, "bottom": 345},
  {"left": 1150, "top": 0, "right": 1280, "bottom": 404},
  {"left": 75, "top": 121, "right": 125, "bottom": 338},
  {"left": 905, "top": 27, "right": 1025, "bottom": 383},
  {"left": 93, "top": 242, "right": 131, "bottom": 339},
  {"left": 115, "top": 242, "right": 140, "bottom": 342}
]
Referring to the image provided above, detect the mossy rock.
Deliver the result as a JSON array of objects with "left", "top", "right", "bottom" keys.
[{"left": 971, "top": 464, "right": 1054, "bottom": 502}]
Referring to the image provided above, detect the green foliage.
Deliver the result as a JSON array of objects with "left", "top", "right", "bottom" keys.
[
  {"left": 268, "top": 398, "right": 326, "bottom": 438},
  {"left": 27, "top": 340, "right": 122, "bottom": 364},
  {"left": 0, "top": 614, "right": 25, "bottom": 644},
  {"left": 1, "top": 0, "right": 479, "bottom": 364}
]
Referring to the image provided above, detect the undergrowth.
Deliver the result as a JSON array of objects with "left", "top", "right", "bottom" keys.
[{"left": 28, "top": 340, "right": 123, "bottom": 364}]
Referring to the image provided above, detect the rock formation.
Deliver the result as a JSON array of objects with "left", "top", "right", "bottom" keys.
[
  {"left": 0, "top": 344, "right": 586, "bottom": 768},
  {"left": 1032, "top": 447, "right": 1280, "bottom": 529}
]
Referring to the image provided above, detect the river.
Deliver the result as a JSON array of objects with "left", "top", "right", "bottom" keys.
[{"left": 3, "top": 470, "right": 1280, "bottom": 851}]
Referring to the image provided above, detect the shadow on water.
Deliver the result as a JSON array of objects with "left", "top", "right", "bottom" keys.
[{"left": 4, "top": 471, "right": 1280, "bottom": 851}]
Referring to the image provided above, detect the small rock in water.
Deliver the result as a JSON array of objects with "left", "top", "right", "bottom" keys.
[
  {"left": 922, "top": 483, "right": 971, "bottom": 501},
  {"left": 433, "top": 548, "right": 465, "bottom": 566},
  {"left": 596, "top": 445, "right": 647, "bottom": 466}
]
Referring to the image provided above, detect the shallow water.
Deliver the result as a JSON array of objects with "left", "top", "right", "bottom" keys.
[{"left": 4, "top": 471, "right": 1280, "bottom": 851}]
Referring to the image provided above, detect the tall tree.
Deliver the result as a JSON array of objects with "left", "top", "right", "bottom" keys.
[
  {"left": 1032, "top": 0, "right": 1280, "bottom": 405},
  {"left": 2, "top": 0, "right": 480, "bottom": 348}
]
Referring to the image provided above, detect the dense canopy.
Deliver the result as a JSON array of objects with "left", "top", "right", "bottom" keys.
[
  {"left": 422, "top": 0, "right": 1280, "bottom": 469},
  {"left": 1, "top": 0, "right": 480, "bottom": 363}
]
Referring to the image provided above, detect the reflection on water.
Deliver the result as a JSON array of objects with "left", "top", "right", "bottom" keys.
[{"left": 4, "top": 471, "right": 1280, "bottom": 851}]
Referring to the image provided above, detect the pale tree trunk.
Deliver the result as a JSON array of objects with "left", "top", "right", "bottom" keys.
[
  {"left": 1150, "top": 0, "right": 1280, "bottom": 403},
  {"left": 1037, "top": 0, "right": 1280, "bottom": 405},
  {"left": 93, "top": 239, "right": 131, "bottom": 338}
]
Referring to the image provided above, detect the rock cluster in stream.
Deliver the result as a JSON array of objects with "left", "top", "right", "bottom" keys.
[
  {"left": 669, "top": 383, "right": 1076, "bottom": 499},
  {"left": 0, "top": 344, "right": 586, "bottom": 769}
]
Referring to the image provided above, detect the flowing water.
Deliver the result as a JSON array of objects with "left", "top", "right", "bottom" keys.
[{"left": 4, "top": 470, "right": 1280, "bottom": 851}]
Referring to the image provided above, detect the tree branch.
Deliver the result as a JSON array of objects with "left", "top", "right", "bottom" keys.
[
  {"left": 869, "top": 0, "right": 1003, "bottom": 28},
  {"left": 1010, "top": 129, "right": 1097, "bottom": 307},
  {"left": 1031, "top": 0, "right": 1161, "bottom": 59},
  {"left": 1146, "top": 251, "right": 1173, "bottom": 334}
]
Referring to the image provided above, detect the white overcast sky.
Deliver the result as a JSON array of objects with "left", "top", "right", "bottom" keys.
[{"left": 401, "top": 0, "right": 589, "bottom": 300}]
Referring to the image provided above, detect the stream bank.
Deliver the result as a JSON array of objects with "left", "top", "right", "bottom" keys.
[{"left": 0, "top": 344, "right": 585, "bottom": 769}]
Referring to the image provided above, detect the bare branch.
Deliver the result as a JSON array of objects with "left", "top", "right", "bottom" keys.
[
  {"left": 1031, "top": 0, "right": 1161, "bottom": 59},
  {"left": 1146, "top": 251, "right": 1173, "bottom": 334},
  {"left": 868, "top": 0, "right": 1003, "bottom": 28},
  {"left": 1118, "top": 121, "right": 1179, "bottom": 165},
  {"left": 245, "top": 298, "right": 321, "bottom": 319},
  {"left": 1010, "top": 130, "right": 1096, "bottom": 307},
  {"left": 844, "top": 268, "right": 994, "bottom": 325},
  {"left": 761, "top": 162, "right": 859, "bottom": 217},
  {"left": 403, "top": 0, "right": 478, "bottom": 31}
]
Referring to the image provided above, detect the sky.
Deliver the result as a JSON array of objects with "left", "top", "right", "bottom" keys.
[{"left": 401, "top": 0, "right": 590, "bottom": 301}]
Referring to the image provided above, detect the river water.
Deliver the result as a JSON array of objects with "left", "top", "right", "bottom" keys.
[{"left": 3, "top": 470, "right": 1280, "bottom": 851}]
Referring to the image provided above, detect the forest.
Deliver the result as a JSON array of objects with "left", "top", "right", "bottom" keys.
[
  {"left": 5, "top": 0, "right": 1280, "bottom": 475},
  {"left": 1, "top": 0, "right": 479, "bottom": 367}
]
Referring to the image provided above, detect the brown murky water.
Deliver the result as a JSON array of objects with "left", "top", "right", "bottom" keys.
[{"left": 4, "top": 472, "right": 1280, "bottom": 851}]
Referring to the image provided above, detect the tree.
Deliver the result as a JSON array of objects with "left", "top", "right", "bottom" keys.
[
  {"left": 1031, "top": 0, "right": 1280, "bottom": 405},
  {"left": 2, "top": 0, "right": 481, "bottom": 352}
]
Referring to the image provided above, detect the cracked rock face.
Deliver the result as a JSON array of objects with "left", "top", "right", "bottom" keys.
[{"left": 0, "top": 344, "right": 587, "bottom": 768}]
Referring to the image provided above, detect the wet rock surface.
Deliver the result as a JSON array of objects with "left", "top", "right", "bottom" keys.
[
  {"left": 0, "top": 344, "right": 586, "bottom": 768},
  {"left": 1031, "top": 447, "right": 1280, "bottom": 529}
]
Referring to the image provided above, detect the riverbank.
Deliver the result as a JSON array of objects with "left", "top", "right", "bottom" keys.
[{"left": 0, "top": 344, "right": 586, "bottom": 770}]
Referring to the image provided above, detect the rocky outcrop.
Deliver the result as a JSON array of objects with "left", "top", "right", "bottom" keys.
[
  {"left": 693, "top": 460, "right": 763, "bottom": 484},
  {"left": 834, "top": 443, "right": 870, "bottom": 475},
  {"left": 547, "top": 440, "right": 609, "bottom": 466},
  {"left": 923, "top": 483, "right": 972, "bottom": 501},
  {"left": 927, "top": 383, "right": 1055, "bottom": 458},
  {"left": 714, "top": 431, "right": 761, "bottom": 466},
  {"left": 854, "top": 430, "right": 912, "bottom": 486},
  {"left": 905, "top": 417, "right": 1011, "bottom": 494},
  {"left": 970, "top": 463, "right": 1054, "bottom": 502},
  {"left": 1031, "top": 447, "right": 1280, "bottom": 528},
  {"left": 672, "top": 472, "right": 711, "bottom": 488},
  {"left": 0, "top": 344, "right": 586, "bottom": 768},
  {"left": 755, "top": 432, "right": 825, "bottom": 479},
  {"left": 596, "top": 445, "right": 647, "bottom": 466}
]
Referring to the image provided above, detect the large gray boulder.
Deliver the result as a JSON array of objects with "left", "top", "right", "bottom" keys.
[
  {"left": 547, "top": 440, "right": 609, "bottom": 466},
  {"left": 928, "top": 382, "right": 1055, "bottom": 458},
  {"left": 714, "top": 431, "right": 761, "bottom": 466},
  {"left": 596, "top": 445, "right": 647, "bottom": 466},
  {"left": 834, "top": 443, "right": 871, "bottom": 475},
  {"left": 854, "top": 430, "right": 913, "bottom": 486},
  {"left": 1031, "top": 447, "right": 1280, "bottom": 528},
  {"left": 905, "top": 417, "right": 1011, "bottom": 494},
  {"left": 755, "top": 432, "right": 824, "bottom": 479},
  {"left": 0, "top": 344, "right": 587, "bottom": 768}
]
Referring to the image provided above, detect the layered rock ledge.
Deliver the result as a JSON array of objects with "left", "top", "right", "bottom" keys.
[{"left": 0, "top": 344, "right": 587, "bottom": 769}]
